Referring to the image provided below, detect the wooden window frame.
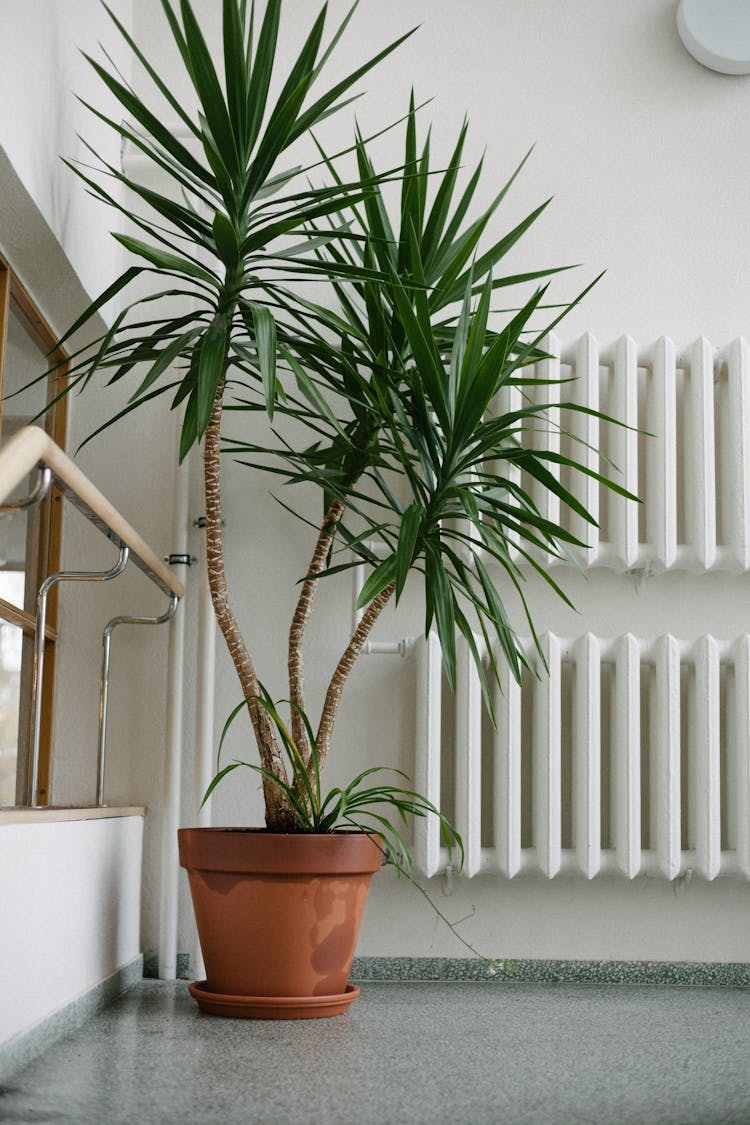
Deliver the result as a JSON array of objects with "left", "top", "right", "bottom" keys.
[{"left": 0, "top": 252, "right": 68, "bottom": 806}]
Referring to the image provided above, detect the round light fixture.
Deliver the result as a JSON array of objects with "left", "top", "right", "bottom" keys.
[{"left": 677, "top": 0, "right": 750, "bottom": 75}]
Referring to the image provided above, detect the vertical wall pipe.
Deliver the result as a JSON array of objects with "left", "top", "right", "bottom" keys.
[{"left": 158, "top": 454, "right": 190, "bottom": 981}]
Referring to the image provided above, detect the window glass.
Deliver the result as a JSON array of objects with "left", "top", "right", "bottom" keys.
[
  {"left": 1, "top": 306, "right": 49, "bottom": 614},
  {"left": 2, "top": 304, "right": 50, "bottom": 438},
  {"left": 0, "top": 266, "right": 67, "bottom": 807},
  {"left": 0, "top": 575, "right": 25, "bottom": 805}
]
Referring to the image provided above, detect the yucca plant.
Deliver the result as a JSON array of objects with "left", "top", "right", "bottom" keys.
[
  {"left": 44, "top": 0, "right": 634, "bottom": 855},
  {"left": 225, "top": 100, "right": 634, "bottom": 773}
]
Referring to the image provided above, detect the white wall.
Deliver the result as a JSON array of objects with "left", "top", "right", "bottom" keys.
[
  {"left": 0, "top": 0, "right": 133, "bottom": 309},
  {"left": 0, "top": 814, "right": 143, "bottom": 1045}
]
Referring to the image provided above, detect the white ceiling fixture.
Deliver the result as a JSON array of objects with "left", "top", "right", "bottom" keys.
[{"left": 677, "top": 0, "right": 750, "bottom": 75}]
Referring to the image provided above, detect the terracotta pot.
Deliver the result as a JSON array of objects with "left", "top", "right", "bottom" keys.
[{"left": 178, "top": 828, "right": 382, "bottom": 1019}]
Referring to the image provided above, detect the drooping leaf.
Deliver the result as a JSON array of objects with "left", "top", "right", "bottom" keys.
[
  {"left": 247, "top": 303, "right": 277, "bottom": 418},
  {"left": 196, "top": 313, "right": 229, "bottom": 438},
  {"left": 394, "top": 503, "right": 422, "bottom": 602},
  {"left": 356, "top": 553, "right": 397, "bottom": 610},
  {"left": 213, "top": 211, "right": 240, "bottom": 269},
  {"left": 113, "top": 233, "right": 220, "bottom": 288},
  {"left": 128, "top": 329, "right": 199, "bottom": 402}
]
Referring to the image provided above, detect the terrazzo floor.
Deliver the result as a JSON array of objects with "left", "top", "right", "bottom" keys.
[{"left": 2, "top": 979, "right": 750, "bottom": 1124}]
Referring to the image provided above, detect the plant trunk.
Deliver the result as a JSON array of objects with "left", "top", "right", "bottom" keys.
[
  {"left": 315, "top": 580, "right": 396, "bottom": 772},
  {"left": 288, "top": 498, "right": 345, "bottom": 764},
  {"left": 203, "top": 389, "right": 298, "bottom": 831}
]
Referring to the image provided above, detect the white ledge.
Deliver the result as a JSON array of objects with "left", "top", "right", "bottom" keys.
[{"left": 0, "top": 805, "right": 145, "bottom": 825}]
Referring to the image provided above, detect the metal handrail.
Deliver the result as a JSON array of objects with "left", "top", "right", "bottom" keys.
[
  {"left": 29, "top": 546, "right": 130, "bottom": 806},
  {"left": 0, "top": 426, "right": 186, "bottom": 806},
  {"left": 0, "top": 426, "right": 184, "bottom": 599},
  {"left": 1, "top": 465, "right": 52, "bottom": 513},
  {"left": 97, "top": 594, "right": 180, "bottom": 805}
]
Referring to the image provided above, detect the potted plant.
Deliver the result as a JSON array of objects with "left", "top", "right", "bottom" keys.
[{"left": 49, "top": 0, "right": 631, "bottom": 1018}]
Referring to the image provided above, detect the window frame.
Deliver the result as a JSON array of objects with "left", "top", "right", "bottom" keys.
[{"left": 0, "top": 252, "right": 68, "bottom": 806}]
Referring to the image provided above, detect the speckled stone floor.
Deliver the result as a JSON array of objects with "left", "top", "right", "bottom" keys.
[{"left": 2, "top": 979, "right": 750, "bottom": 1124}]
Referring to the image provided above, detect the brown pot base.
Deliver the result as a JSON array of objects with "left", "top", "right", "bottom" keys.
[{"left": 188, "top": 979, "right": 361, "bottom": 1019}]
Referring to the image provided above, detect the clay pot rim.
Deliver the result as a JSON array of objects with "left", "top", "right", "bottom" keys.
[
  {"left": 178, "top": 825, "right": 384, "bottom": 875},
  {"left": 183, "top": 826, "right": 372, "bottom": 835}
]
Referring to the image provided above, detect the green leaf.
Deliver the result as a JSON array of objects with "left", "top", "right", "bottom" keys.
[
  {"left": 180, "top": 0, "right": 240, "bottom": 175},
  {"left": 457, "top": 270, "right": 492, "bottom": 405},
  {"left": 356, "top": 554, "right": 397, "bottom": 610},
  {"left": 474, "top": 555, "right": 523, "bottom": 685},
  {"left": 395, "top": 503, "right": 422, "bottom": 602},
  {"left": 54, "top": 267, "right": 143, "bottom": 351},
  {"left": 388, "top": 263, "right": 450, "bottom": 431},
  {"left": 245, "top": 0, "right": 281, "bottom": 151},
  {"left": 196, "top": 313, "right": 229, "bottom": 437},
  {"left": 246, "top": 72, "right": 315, "bottom": 199},
  {"left": 179, "top": 389, "right": 199, "bottom": 461},
  {"left": 267, "top": 5, "right": 326, "bottom": 133},
  {"left": 245, "top": 304, "right": 276, "bottom": 419},
  {"left": 289, "top": 24, "right": 418, "bottom": 146},
  {"left": 426, "top": 547, "right": 456, "bottom": 690},
  {"left": 223, "top": 0, "right": 247, "bottom": 149},
  {"left": 128, "top": 329, "right": 199, "bottom": 402},
  {"left": 102, "top": 2, "right": 200, "bottom": 139},
  {"left": 113, "top": 233, "right": 219, "bottom": 288},
  {"left": 200, "top": 761, "right": 241, "bottom": 806},
  {"left": 212, "top": 211, "right": 240, "bottom": 268},
  {"left": 83, "top": 49, "right": 212, "bottom": 186},
  {"left": 448, "top": 272, "right": 472, "bottom": 419},
  {"left": 281, "top": 346, "right": 345, "bottom": 437},
  {"left": 421, "top": 117, "right": 467, "bottom": 269}
]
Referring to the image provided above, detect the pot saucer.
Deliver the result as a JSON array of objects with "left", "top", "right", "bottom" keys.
[{"left": 188, "top": 980, "right": 361, "bottom": 1019}]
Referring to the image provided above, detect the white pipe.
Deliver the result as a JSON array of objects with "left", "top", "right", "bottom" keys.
[
  {"left": 189, "top": 520, "right": 216, "bottom": 981},
  {"left": 158, "top": 448, "right": 191, "bottom": 980},
  {"left": 363, "top": 639, "right": 413, "bottom": 656}
]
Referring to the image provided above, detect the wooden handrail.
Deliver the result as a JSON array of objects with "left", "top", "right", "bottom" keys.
[{"left": 0, "top": 425, "right": 185, "bottom": 598}]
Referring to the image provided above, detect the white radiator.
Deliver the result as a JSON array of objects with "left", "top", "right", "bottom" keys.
[
  {"left": 411, "top": 335, "right": 750, "bottom": 882},
  {"left": 415, "top": 631, "right": 750, "bottom": 882},
  {"left": 503, "top": 334, "right": 750, "bottom": 573}
]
